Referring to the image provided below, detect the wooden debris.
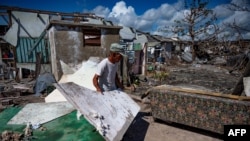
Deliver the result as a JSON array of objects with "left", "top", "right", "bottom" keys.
[
  {"left": 1, "top": 99, "right": 13, "bottom": 106},
  {"left": 1, "top": 130, "right": 23, "bottom": 141},
  {"left": 24, "top": 122, "right": 32, "bottom": 137}
]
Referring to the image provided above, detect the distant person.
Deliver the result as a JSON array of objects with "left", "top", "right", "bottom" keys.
[{"left": 93, "top": 43, "right": 125, "bottom": 93}]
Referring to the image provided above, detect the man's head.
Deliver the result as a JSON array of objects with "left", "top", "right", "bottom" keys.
[
  {"left": 110, "top": 43, "right": 125, "bottom": 55},
  {"left": 109, "top": 43, "right": 125, "bottom": 63}
]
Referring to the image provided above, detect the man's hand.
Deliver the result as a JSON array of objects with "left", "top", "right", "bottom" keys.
[{"left": 96, "top": 88, "right": 102, "bottom": 93}]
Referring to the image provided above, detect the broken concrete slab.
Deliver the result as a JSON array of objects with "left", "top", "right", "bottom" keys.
[
  {"left": 55, "top": 82, "right": 140, "bottom": 141},
  {"left": 45, "top": 89, "right": 67, "bottom": 102},
  {"left": 67, "top": 57, "right": 101, "bottom": 90},
  {"left": 60, "top": 60, "right": 75, "bottom": 74},
  {"left": 7, "top": 102, "right": 74, "bottom": 125},
  {"left": 45, "top": 57, "right": 101, "bottom": 102}
]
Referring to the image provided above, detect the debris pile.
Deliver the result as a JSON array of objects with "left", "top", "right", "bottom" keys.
[{"left": 1, "top": 130, "right": 22, "bottom": 141}]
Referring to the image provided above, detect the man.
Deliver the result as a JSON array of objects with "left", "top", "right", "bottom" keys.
[{"left": 93, "top": 43, "right": 125, "bottom": 93}]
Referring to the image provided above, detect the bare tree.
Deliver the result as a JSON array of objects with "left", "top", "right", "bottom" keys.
[
  {"left": 224, "top": 0, "right": 250, "bottom": 95},
  {"left": 223, "top": 0, "right": 250, "bottom": 44},
  {"left": 161, "top": 0, "right": 219, "bottom": 61},
  {"left": 227, "top": 0, "right": 250, "bottom": 12}
]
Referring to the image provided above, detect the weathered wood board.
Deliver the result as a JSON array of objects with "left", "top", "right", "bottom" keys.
[{"left": 55, "top": 82, "right": 140, "bottom": 141}]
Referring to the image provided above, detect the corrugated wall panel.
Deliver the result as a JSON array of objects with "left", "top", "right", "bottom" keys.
[{"left": 16, "top": 38, "right": 50, "bottom": 63}]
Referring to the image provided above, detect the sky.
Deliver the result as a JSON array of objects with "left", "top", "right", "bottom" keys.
[{"left": 1, "top": 0, "right": 250, "bottom": 40}]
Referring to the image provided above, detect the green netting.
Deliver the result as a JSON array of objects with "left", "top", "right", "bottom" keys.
[{"left": 0, "top": 107, "right": 105, "bottom": 141}]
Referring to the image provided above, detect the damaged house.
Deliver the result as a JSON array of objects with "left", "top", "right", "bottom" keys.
[
  {"left": 119, "top": 28, "right": 178, "bottom": 76},
  {"left": 0, "top": 6, "right": 123, "bottom": 81},
  {"left": 1, "top": 5, "right": 250, "bottom": 141},
  {"left": 119, "top": 26, "right": 147, "bottom": 76},
  {"left": 0, "top": 6, "right": 140, "bottom": 141}
]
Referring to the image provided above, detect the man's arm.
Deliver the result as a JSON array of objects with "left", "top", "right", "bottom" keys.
[{"left": 93, "top": 74, "right": 102, "bottom": 92}]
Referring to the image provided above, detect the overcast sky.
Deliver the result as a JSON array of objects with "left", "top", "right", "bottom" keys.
[{"left": 1, "top": 0, "right": 250, "bottom": 40}]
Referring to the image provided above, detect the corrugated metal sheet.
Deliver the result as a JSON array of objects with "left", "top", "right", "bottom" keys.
[
  {"left": 134, "top": 33, "right": 147, "bottom": 43},
  {"left": 16, "top": 38, "right": 50, "bottom": 63},
  {"left": 119, "top": 26, "right": 136, "bottom": 40},
  {"left": 3, "top": 11, "right": 49, "bottom": 46}
]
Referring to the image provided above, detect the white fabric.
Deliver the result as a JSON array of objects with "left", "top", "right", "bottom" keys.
[
  {"left": 96, "top": 58, "right": 118, "bottom": 91},
  {"left": 150, "top": 47, "right": 155, "bottom": 54}
]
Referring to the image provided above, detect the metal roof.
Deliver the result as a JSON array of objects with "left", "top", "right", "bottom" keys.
[
  {"left": 147, "top": 42, "right": 161, "bottom": 47},
  {"left": 119, "top": 26, "right": 136, "bottom": 40}
]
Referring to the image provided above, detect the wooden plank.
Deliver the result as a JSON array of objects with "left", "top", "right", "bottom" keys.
[
  {"left": 55, "top": 82, "right": 140, "bottom": 141},
  {"left": 146, "top": 85, "right": 250, "bottom": 101}
]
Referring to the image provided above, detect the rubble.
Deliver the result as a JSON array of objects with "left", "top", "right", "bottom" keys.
[
  {"left": 0, "top": 38, "right": 249, "bottom": 141},
  {"left": 164, "top": 65, "right": 239, "bottom": 94},
  {"left": 1, "top": 99, "right": 13, "bottom": 106},
  {"left": 1, "top": 130, "right": 23, "bottom": 141},
  {"left": 24, "top": 122, "right": 32, "bottom": 137}
]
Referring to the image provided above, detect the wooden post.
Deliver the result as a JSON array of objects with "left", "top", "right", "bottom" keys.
[
  {"left": 35, "top": 52, "right": 42, "bottom": 78},
  {"left": 142, "top": 43, "right": 147, "bottom": 76}
]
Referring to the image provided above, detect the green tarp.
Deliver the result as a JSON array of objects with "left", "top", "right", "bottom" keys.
[{"left": 0, "top": 106, "right": 104, "bottom": 141}]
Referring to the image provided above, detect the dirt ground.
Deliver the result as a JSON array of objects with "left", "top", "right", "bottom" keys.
[{"left": 0, "top": 63, "right": 241, "bottom": 141}]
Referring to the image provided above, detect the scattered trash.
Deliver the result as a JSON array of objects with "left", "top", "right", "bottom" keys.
[
  {"left": 31, "top": 123, "right": 41, "bottom": 130},
  {"left": 34, "top": 73, "right": 56, "bottom": 96},
  {"left": 76, "top": 110, "right": 83, "bottom": 120},
  {"left": 181, "top": 52, "right": 192, "bottom": 62},
  {"left": 24, "top": 122, "right": 32, "bottom": 137},
  {"left": 1, "top": 130, "right": 23, "bottom": 141}
]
